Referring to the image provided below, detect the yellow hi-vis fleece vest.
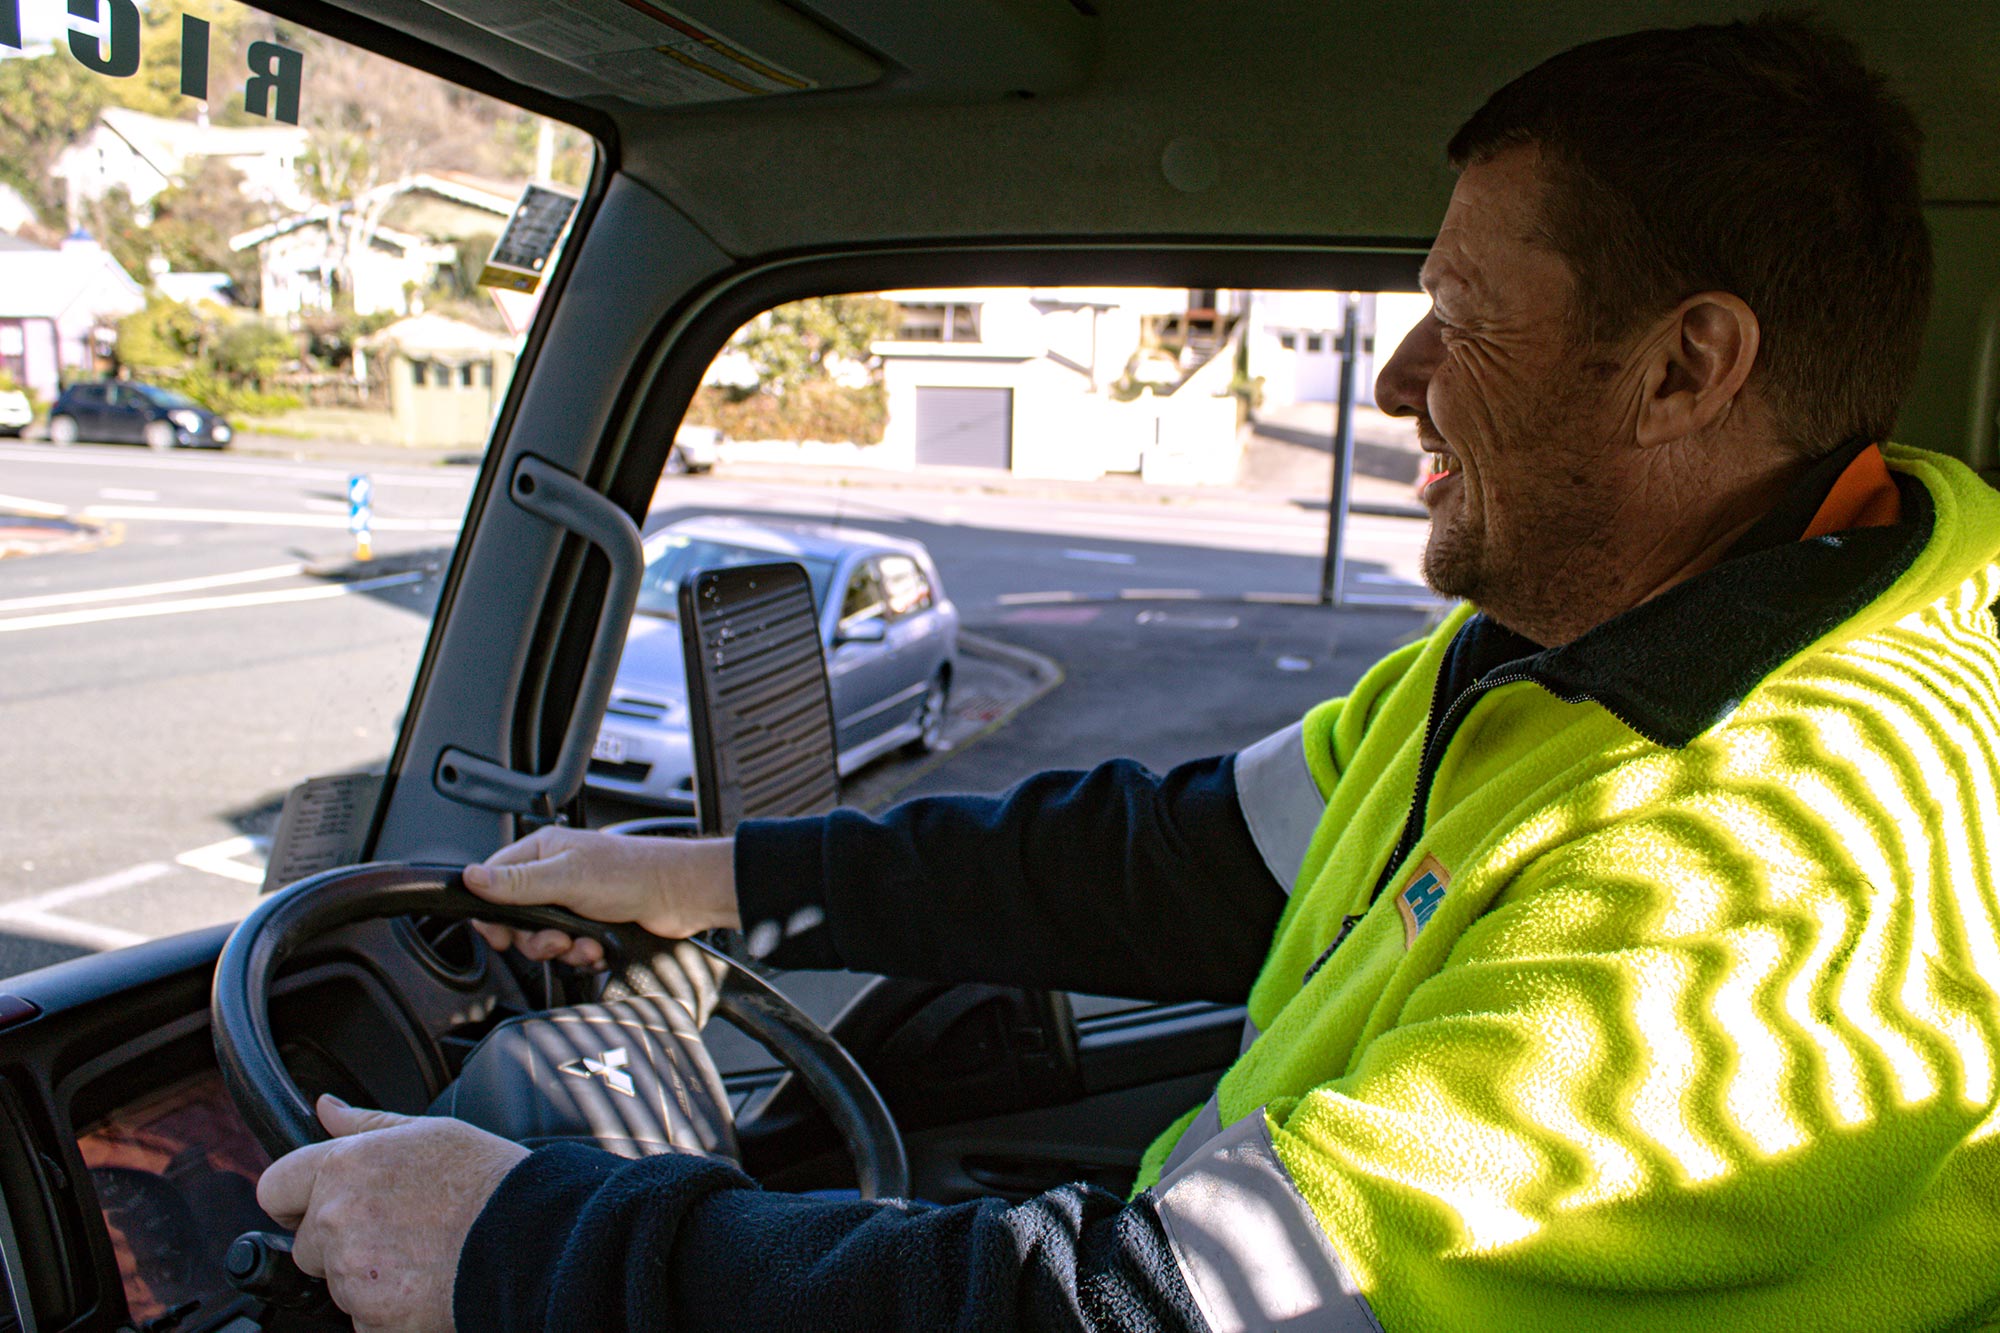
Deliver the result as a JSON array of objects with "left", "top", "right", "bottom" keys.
[{"left": 1136, "top": 446, "right": 2000, "bottom": 1332}]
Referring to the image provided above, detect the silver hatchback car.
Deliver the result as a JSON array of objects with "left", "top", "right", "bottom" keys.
[{"left": 586, "top": 515, "right": 960, "bottom": 809}]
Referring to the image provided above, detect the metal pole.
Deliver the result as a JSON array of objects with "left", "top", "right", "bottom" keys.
[{"left": 1318, "top": 293, "right": 1361, "bottom": 605}]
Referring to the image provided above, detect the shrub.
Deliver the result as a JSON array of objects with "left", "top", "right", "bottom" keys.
[{"left": 685, "top": 381, "right": 886, "bottom": 444}]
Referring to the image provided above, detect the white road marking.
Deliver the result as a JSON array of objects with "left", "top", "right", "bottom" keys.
[
  {"left": 0, "top": 570, "right": 421, "bottom": 634},
  {"left": 97, "top": 487, "right": 158, "bottom": 502},
  {"left": 81, "top": 504, "right": 462, "bottom": 532},
  {"left": 997, "top": 591, "right": 1081, "bottom": 605},
  {"left": 0, "top": 493, "right": 68, "bottom": 517},
  {"left": 0, "top": 444, "right": 472, "bottom": 488},
  {"left": 0, "top": 862, "right": 167, "bottom": 950},
  {"left": 176, "top": 835, "right": 267, "bottom": 885},
  {"left": 1118, "top": 588, "right": 1202, "bottom": 599},
  {"left": 0, "top": 562, "right": 305, "bottom": 613},
  {"left": 3, "top": 911, "right": 147, "bottom": 951},
  {"left": 1061, "top": 549, "right": 1136, "bottom": 564}
]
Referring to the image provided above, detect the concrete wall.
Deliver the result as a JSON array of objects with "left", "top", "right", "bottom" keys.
[{"left": 1138, "top": 325, "right": 1246, "bottom": 486}]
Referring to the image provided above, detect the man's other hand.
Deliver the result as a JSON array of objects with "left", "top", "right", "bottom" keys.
[
  {"left": 256, "top": 1096, "right": 527, "bottom": 1333},
  {"left": 462, "top": 826, "right": 740, "bottom": 967}
]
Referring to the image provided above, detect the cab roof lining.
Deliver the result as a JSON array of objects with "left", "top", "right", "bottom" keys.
[{"left": 298, "top": 0, "right": 2000, "bottom": 262}]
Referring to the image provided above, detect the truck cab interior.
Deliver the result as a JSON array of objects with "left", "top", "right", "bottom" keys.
[{"left": 3, "top": 1, "right": 1998, "bottom": 1329}]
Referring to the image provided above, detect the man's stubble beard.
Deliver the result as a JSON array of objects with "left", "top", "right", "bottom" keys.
[{"left": 1417, "top": 373, "right": 1613, "bottom": 643}]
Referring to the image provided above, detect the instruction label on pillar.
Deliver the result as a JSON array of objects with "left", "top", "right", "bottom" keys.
[
  {"left": 260, "top": 773, "right": 385, "bottom": 894},
  {"left": 477, "top": 184, "right": 581, "bottom": 294}
]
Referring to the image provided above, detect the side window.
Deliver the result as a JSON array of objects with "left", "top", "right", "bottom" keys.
[
  {"left": 879, "top": 555, "right": 932, "bottom": 619},
  {"left": 840, "top": 561, "right": 888, "bottom": 628},
  {"left": 72, "top": 385, "right": 104, "bottom": 407}
]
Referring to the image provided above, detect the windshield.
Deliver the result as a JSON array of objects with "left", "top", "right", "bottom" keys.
[
  {"left": 0, "top": 0, "right": 591, "bottom": 987},
  {"left": 132, "top": 384, "right": 200, "bottom": 409},
  {"left": 634, "top": 536, "right": 836, "bottom": 619}
]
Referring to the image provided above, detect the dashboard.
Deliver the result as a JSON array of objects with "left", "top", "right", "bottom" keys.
[
  {"left": 0, "top": 919, "right": 490, "bottom": 1333},
  {"left": 76, "top": 1069, "right": 274, "bottom": 1326}
]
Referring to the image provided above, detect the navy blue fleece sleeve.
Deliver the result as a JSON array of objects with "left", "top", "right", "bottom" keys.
[
  {"left": 456, "top": 1144, "right": 1207, "bottom": 1333},
  {"left": 732, "top": 754, "right": 1286, "bottom": 1003}
]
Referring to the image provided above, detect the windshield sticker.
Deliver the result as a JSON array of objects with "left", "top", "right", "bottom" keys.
[
  {"left": 3, "top": 0, "right": 304, "bottom": 123},
  {"left": 478, "top": 182, "right": 582, "bottom": 294}
]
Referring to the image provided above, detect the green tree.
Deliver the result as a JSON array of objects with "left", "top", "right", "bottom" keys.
[
  {"left": 735, "top": 296, "right": 899, "bottom": 397},
  {"left": 106, "top": 0, "right": 256, "bottom": 118},
  {"left": 0, "top": 51, "right": 107, "bottom": 222},
  {"left": 145, "top": 159, "right": 269, "bottom": 290},
  {"left": 210, "top": 318, "right": 293, "bottom": 386},
  {"left": 115, "top": 296, "right": 207, "bottom": 372}
]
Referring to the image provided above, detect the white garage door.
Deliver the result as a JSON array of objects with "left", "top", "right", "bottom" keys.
[{"left": 914, "top": 386, "right": 1013, "bottom": 469}]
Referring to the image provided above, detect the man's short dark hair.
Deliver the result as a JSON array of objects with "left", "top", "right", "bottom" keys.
[{"left": 1448, "top": 15, "right": 1931, "bottom": 457}]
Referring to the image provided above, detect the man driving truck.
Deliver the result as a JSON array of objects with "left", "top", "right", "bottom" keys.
[{"left": 254, "top": 15, "right": 2000, "bottom": 1332}]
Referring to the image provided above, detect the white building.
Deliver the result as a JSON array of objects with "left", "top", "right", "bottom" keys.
[
  {"left": 232, "top": 173, "right": 518, "bottom": 319},
  {"left": 866, "top": 287, "right": 1249, "bottom": 484},
  {"left": 0, "top": 233, "right": 146, "bottom": 399},
  {"left": 1242, "top": 289, "right": 1432, "bottom": 408},
  {"left": 53, "top": 107, "right": 309, "bottom": 222}
]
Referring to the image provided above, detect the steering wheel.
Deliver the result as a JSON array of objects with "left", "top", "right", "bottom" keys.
[{"left": 210, "top": 863, "right": 908, "bottom": 1202}]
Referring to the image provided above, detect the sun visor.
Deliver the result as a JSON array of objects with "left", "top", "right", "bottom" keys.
[{"left": 414, "top": 0, "right": 882, "bottom": 106}]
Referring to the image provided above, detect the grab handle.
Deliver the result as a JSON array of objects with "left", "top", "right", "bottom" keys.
[{"left": 435, "top": 454, "right": 643, "bottom": 814}]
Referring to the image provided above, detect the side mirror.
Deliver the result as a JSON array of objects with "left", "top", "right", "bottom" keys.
[{"left": 837, "top": 617, "right": 888, "bottom": 645}]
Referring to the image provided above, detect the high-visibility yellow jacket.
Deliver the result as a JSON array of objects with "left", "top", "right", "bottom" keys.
[{"left": 1137, "top": 445, "right": 2000, "bottom": 1331}]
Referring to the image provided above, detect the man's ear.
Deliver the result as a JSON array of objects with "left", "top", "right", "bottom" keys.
[{"left": 1635, "top": 291, "right": 1760, "bottom": 448}]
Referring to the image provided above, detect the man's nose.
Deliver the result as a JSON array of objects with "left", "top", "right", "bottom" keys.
[{"left": 1374, "top": 311, "right": 1443, "bottom": 419}]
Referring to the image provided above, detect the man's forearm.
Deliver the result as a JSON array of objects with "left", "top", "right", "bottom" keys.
[
  {"left": 456, "top": 1144, "right": 1208, "bottom": 1333},
  {"left": 732, "top": 754, "right": 1289, "bottom": 1002}
]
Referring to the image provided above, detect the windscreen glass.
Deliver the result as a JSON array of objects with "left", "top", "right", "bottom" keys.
[
  {"left": 0, "top": 0, "right": 592, "bottom": 977},
  {"left": 634, "top": 536, "right": 837, "bottom": 618}
]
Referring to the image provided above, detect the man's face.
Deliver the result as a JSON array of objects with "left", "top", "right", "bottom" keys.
[{"left": 1376, "top": 144, "right": 1645, "bottom": 628}]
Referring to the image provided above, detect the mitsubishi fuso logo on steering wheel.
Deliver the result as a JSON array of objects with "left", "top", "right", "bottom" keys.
[{"left": 557, "top": 1046, "right": 636, "bottom": 1097}]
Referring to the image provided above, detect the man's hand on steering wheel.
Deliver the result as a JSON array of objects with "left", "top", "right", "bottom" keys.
[
  {"left": 257, "top": 1096, "right": 527, "bottom": 1333},
  {"left": 463, "top": 826, "right": 741, "bottom": 967}
]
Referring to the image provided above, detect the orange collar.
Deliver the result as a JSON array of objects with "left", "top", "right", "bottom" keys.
[{"left": 1800, "top": 443, "right": 1901, "bottom": 540}]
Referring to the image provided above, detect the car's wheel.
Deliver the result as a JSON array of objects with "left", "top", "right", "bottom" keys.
[
  {"left": 664, "top": 444, "right": 690, "bottom": 475},
  {"left": 144, "top": 420, "right": 175, "bottom": 451},
  {"left": 48, "top": 415, "right": 78, "bottom": 447},
  {"left": 904, "top": 671, "right": 950, "bottom": 756}
]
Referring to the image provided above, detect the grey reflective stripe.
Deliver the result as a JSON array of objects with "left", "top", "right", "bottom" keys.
[
  {"left": 1239, "top": 1015, "right": 1261, "bottom": 1056},
  {"left": 1232, "top": 722, "right": 1324, "bottom": 895},
  {"left": 1151, "top": 1107, "right": 1383, "bottom": 1333},
  {"left": 1160, "top": 1092, "right": 1224, "bottom": 1178}
]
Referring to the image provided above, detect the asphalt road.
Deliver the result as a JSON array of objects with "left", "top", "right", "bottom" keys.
[{"left": 0, "top": 441, "right": 1437, "bottom": 979}]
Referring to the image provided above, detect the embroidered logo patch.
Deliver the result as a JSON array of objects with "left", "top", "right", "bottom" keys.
[{"left": 1395, "top": 855, "right": 1451, "bottom": 946}]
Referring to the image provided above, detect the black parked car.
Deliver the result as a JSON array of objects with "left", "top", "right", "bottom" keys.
[{"left": 46, "top": 381, "right": 234, "bottom": 450}]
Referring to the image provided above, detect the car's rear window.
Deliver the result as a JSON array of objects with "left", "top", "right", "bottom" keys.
[{"left": 634, "top": 536, "right": 836, "bottom": 618}]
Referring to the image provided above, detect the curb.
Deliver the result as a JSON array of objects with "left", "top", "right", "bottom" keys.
[
  {"left": 958, "top": 628, "right": 1063, "bottom": 690},
  {"left": 702, "top": 458, "right": 1430, "bottom": 516},
  {"left": 0, "top": 496, "right": 119, "bottom": 560},
  {"left": 846, "top": 629, "right": 1065, "bottom": 811}
]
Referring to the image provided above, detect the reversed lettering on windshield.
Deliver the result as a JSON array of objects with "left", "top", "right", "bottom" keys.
[{"left": 3, "top": 0, "right": 303, "bottom": 122}]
